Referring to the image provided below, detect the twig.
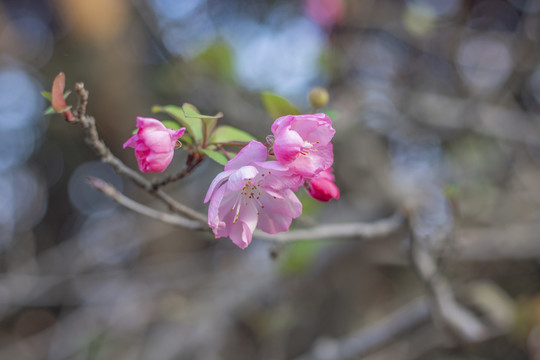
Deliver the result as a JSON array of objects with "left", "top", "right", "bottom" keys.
[
  {"left": 87, "top": 177, "right": 205, "bottom": 230},
  {"left": 407, "top": 212, "right": 489, "bottom": 342},
  {"left": 294, "top": 297, "right": 431, "bottom": 360},
  {"left": 254, "top": 212, "right": 404, "bottom": 243},
  {"left": 150, "top": 152, "right": 204, "bottom": 189},
  {"left": 70, "top": 82, "right": 207, "bottom": 223}
]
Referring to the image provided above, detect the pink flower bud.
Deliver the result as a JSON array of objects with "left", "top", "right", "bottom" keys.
[
  {"left": 123, "top": 117, "right": 185, "bottom": 173},
  {"left": 305, "top": 168, "right": 339, "bottom": 202}
]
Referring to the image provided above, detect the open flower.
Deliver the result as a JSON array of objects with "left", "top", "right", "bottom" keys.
[
  {"left": 305, "top": 168, "right": 340, "bottom": 202},
  {"left": 123, "top": 117, "right": 185, "bottom": 173},
  {"left": 271, "top": 113, "right": 335, "bottom": 177},
  {"left": 204, "top": 141, "right": 302, "bottom": 249}
]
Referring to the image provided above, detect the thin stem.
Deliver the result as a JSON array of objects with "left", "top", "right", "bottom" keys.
[
  {"left": 71, "top": 83, "right": 207, "bottom": 223},
  {"left": 208, "top": 141, "right": 250, "bottom": 147},
  {"left": 88, "top": 177, "right": 204, "bottom": 230},
  {"left": 151, "top": 152, "right": 204, "bottom": 189}
]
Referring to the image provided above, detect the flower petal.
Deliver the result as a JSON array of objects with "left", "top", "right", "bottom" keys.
[
  {"left": 123, "top": 134, "right": 138, "bottom": 149},
  {"left": 273, "top": 129, "right": 304, "bottom": 163},
  {"left": 204, "top": 169, "right": 235, "bottom": 203},
  {"left": 226, "top": 166, "right": 258, "bottom": 192},
  {"left": 225, "top": 140, "right": 268, "bottom": 170}
]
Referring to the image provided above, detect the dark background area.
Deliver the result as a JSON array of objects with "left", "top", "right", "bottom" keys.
[{"left": 1, "top": 0, "right": 540, "bottom": 359}]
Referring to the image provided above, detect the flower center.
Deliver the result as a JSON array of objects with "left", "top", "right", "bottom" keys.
[
  {"left": 299, "top": 140, "right": 319, "bottom": 157},
  {"left": 230, "top": 175, "right": 268, "bottom": 224}
]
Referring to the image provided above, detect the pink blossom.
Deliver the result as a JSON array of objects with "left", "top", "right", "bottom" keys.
[
  {"left": 305, "top": 168, "right": 340, "bottom": 202},
  {"left": 123, "top": 117, "right": 185, "bottom": 173},
  {"left": 271, "top": 113, "right": 335, "bottom": 178},
  {"left": 304, "top": 0, "right": 345, "bottom": 29},
  {"left": 204, "top": 141, "right": 303, "bottom": 249}
]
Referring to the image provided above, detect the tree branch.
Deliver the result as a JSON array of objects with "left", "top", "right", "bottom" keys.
[
  {"left": 407, "top": 212, "right": 489, "bottom": 342},
  {"left": 255, "top": 212, "right": 404, "bottom": 243},
  {"left": 71, "top": 82, "right": 207, "bottom": 223},
  {"left": 87, "top": 177, "right": 204, "bottom": 230}
]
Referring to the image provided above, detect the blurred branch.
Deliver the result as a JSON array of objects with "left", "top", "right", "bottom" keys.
[
  {"left": 150, "top": 152, "right": 204, "bottom": 189},
  {"left": 407, "top": 212, "right": 489, "bottom": 342},
  {"left": 294, "top": 297, "right": 431, "bottom": 360},
  {"left": 255, "top": 212, "right": 404, "bottom": 243},
  {"left": 87, "top": 177, "right": 204, "bottom": 230},
  {"left": 409, "top": 91, "right": 540, "bottom": 146},
  {"left": 71, "top": 82, "right": 207, "bottom": 223}
]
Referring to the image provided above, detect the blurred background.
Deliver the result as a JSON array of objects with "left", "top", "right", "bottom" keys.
[{"left": 1, "top": 0, "right": 540, "bottom": 359}]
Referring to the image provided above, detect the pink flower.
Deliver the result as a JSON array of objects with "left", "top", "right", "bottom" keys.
[
  {"left": 305, "top": 168, "right": 340, "bottom": 202},
  {"left": 123, "top": 117, "right": 185, "bottom": 173},
  {"left": 271, "top": 113, "right": 335, "bottom": 178},
  {"left": 204, "top": 141, "right": 303, "bottom": 249},
  {"left": 304, "top": 0, "right": 345, "bottom": 29}
]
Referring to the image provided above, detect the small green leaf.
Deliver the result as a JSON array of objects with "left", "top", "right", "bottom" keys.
[
  {"left": 57, "top": 105, "right": 72, "bottom": 114},
  {"left": 322, "top": 109, "right": 338, "bottom": 120},
  {"left": 182, "top": 103, "right": 223, "bottom": 119},
  {"left": 261, "top": 92, "right": 300, "bottom": 119},
  {"left": 44, "top": 106, "right": 55, "bottom": 115},
  {"left": 203, "top": 118, "right": 218, "bottom": 140},
  {"left": 161, "top": 120, "right": 182, "bottom": 130},
  {"left": 198, "top": 149, "right": 229, "bottom": 166},
  {"left": 209, "top": 125, "right": 255, "bottom": 144},
  {"left": 41, "top": 91, "right": 52, "bottom": 101},
  {"left": 192, "top": 40, "right": 234, "bottom": 80},
  {"left": 152, "top": 105, "right": 203, "bottom": 143}
]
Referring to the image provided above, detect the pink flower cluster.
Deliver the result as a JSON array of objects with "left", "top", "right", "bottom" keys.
[{"left": 205, "top": 113, "right": 339, "bottom": 249}]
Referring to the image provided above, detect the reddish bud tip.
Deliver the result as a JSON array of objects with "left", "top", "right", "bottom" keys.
[{"left": 51, "top": 72, "right": 68, "bottom": 112}]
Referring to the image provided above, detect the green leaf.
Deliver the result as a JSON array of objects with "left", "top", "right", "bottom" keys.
[
  {"left": 152, "top": 105, "right": 203, "bottom": 143},
  {"left": 203, "top": 118, "right": 218, "bottom": 140},
  {"left": 41, "top": 91, "right": 52, "bottom": 101},
  {"left": 209, "top": 125, "right": 255, "bottom": 144},
  {"left": 322, "top": 109, "right": 338, "bottom": 120},
  {"left": 261, "top": 92, "right": 300, "bottom": 119},
  {"left": 182, "top": 103, "right": 223, "bottom": 119},
  {"left": 198, "top": 149, "right": 229, "bottom": 166},
  {"left": 192, "top": 40, "right": 234, "bottom": 80},
  {"left": 161, "top": 120, "right": 182, "bottom": 130},
  {"left": 57, "top": 105, "right": 72, "bottom": 114},
  {"left": 44, "top": 106, "right": 55, "bottom": 115}
]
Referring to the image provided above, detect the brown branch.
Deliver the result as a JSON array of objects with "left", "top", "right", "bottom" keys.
[
  {"left": 151, "top": 152, "right": 204, "bottom": 189},
  {"left": 254, "top": 212, "right": 404, "bottom": 243},
  {"left": 88, "top": 177, "right": 205, "bottom": 230},
  {"left": 407, "top": 212, "right": 490, "bottom": 342},
  {"left": 294, "top": 297, "right": 432, "bottom": 360},
  {"left": 70, "top": 82, "right": 207, "bottom": 223}
]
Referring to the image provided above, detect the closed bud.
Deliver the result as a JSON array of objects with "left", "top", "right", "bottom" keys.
[{"left": 308, "top": 86, "right": 329, "bottom": 109}]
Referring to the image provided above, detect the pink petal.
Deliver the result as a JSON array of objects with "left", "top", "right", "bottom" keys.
[
  {"left": 208, "top": 185, "right": 227, "bottom": 230},
  {"left": 273, "top": 129, "right": 304, "bottom": 163},
  {"left": 257, "top": 189, "right": 302, "bottom": 234},
  {"left": 144, "top": 150, "right": 174, "bottom": 172},
  {"left": 204, "top": 169, "right": 235, "bottom": 203},
  {"left": 271, "top": 115, "right": 294, "bottom": 135},
  {"left": 225, "top": 140, "right": 267, "bottom": 170},
  {"left": 136, "top": 117, "right": 167, "bottom": 131},
  {"left": 229, "top": 201, "right": 258, "bottom": 249},
  {"left": 123, "top": 134, "right": 138, "bottom": 149},
  {"left": 291, "top": 143, "right": 333, "bottom": 177},
  {"left": 226, "top": 166, "right": 258, "bottom": 192},
  {"left": 140, "top": 130, "right": 176, "bottom": 153},
  {"left": 169, "top": 127, "right": 186, "bottom": 141}
]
